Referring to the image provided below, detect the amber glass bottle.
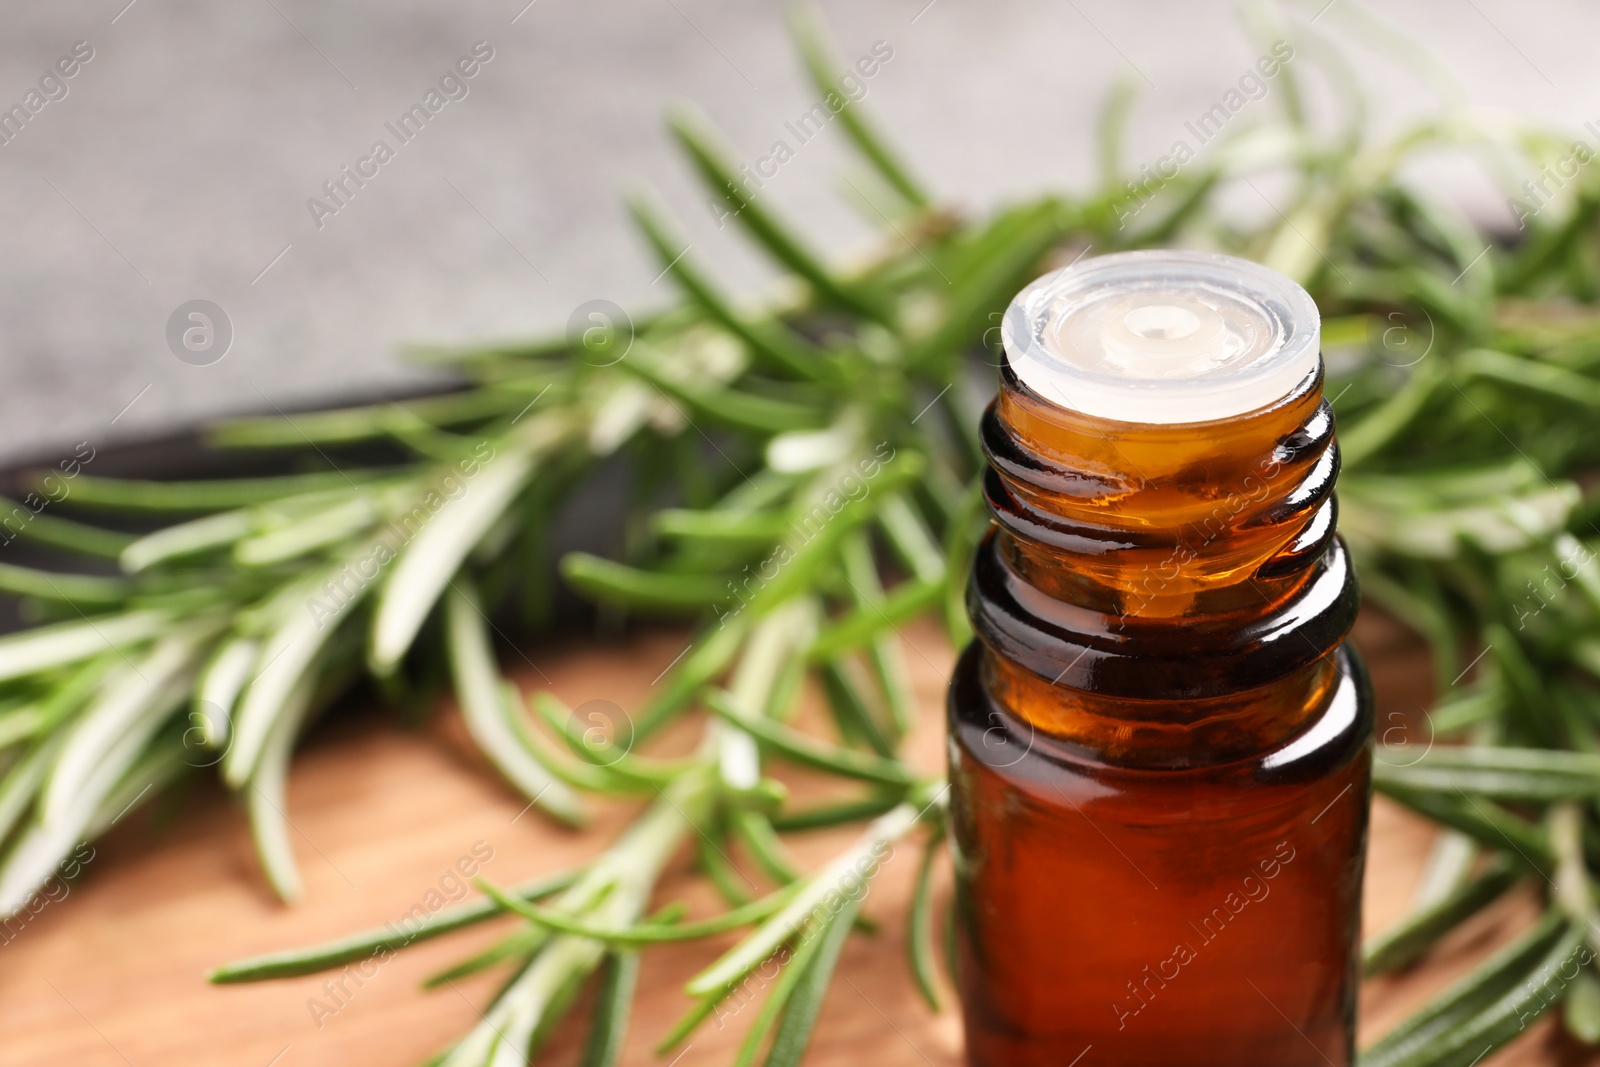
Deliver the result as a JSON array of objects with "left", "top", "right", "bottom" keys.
[{"left": 948, "top": 251, "right": 1372, "bottom": 1067}]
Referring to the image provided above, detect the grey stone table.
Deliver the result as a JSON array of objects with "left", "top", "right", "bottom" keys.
[{"left": 1, "top": 0, "right": 1594, "bottom": 467}]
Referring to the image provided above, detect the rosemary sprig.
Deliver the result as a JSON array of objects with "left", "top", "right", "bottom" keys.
[{"left": 0, "top": 6, "right": 1597, "bottom": 1065}]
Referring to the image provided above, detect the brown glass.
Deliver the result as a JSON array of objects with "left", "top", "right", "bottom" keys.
[{"left": 948, "top": 360, "right": 1372, "bottom": 1067}]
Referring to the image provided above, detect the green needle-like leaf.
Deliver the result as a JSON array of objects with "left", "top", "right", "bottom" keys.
[
  {"left": 0, "top": 501, "right": 135, "bottom": 558},
  {"left": 615, "top": 352, "right": 828, "bottom": 434},
  {"left": 1374, "top": 745, "right": 1600, "bottom": 800},
  {"left": 121, "top": 509, "right": 255, "bottom": 572},
  {"left": 577, "top": 951, "right": 640, "bottom": 1067},
  {"left": 907, "top": 829, "right": 944, "bottom": 1010},
  {"left": 1362, "top": 855, "right": 1521, "bottom": 976},
  {"left": 41, "top": 629, "right": 206, "bottom": 825},
  {"left": 732, "top": 919, "right": 830, "bottom": 1067},
  {"left": 476, "top": 877, "right": 797, "bottom": 945},
  {"left": 1360, "top": 910, "right": 1569, "bottom": 1066},
  {"left": 760, "top": 893, "right": 862, "bottom": 1067},
  {"left": 668, "top": 107, "right": 892, "bottom": 324},
  {"left": 1375, "top": 785, "right": 1553, "bottom": 868},
  {"left": 809, "top": 578, "right": 943, "bottom": 659},
  {"left": 225, "top": 553, "right": 370, "bottom": 786},
  {"left": 652, "top": 507, "right": 793, "bottom": 547},
  {"left": 1566, "top": 969, "right": 1600, "bottom": 1045},
  {"left": 687, "top": 802, "right": 917, "bottom": 997},
  {"left": 0, "top": 611, "right": 165, "bottom": 684},
  {"left": 770, "top": 793, "right": 903, "bottom": 832},
  {"left": 444, "top": 586, "right": 583, "bottom": 826},
  {"left": 210, "top": 869, "right": 579, "bottom": 982},
  {"left": 1460, "top": 348, "right": 1600, "bottom": 410},
  {"left": 705, "top": 689, "right": 916, "bottom": 786},
  {"left": 246, "top": 668, "right": 317, "bottom": 903},
  {"left": 193, "top": 636, "right": 260, "bottom": 748},
  {"left": 1361, "top": 915, "right": 1585, "bottom": 1067},
  {"left": 59, "top": 471, "right": 365, "bottom": 512},
  {"left": 790, "top": 6, "right": 928, "bottom": 209},
  {"left": 559, "top": 555, "right": 728, "bottom": 612},
  {"left": 0, "top": 562, "right": 129, "bottom": 606},
  {"left": 819, "top": 658, "right": 895, "bottom": 757},
  {"left": 628, "top": 191, "right": 825, "bottom": 382},
  {"left": 370, "top": 425, "right": 565, "bottom": 673}
]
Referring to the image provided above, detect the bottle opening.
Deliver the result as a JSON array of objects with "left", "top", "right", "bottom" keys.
[{"left": 1002, "top": 250, "right": 1320, "bottom": 424}]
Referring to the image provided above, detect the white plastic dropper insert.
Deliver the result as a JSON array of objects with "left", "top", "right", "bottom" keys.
[{"left": 1001, "top": 250, "right": 1320, "bottom": 424}]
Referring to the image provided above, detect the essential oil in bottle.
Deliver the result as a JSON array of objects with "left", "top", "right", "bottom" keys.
[{"left": 948, "top": 250, "right": 1372, "bottom": 1066}]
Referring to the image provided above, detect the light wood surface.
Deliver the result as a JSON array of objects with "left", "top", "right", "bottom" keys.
[{"left": 0, "top": 614, "right": 1586, "bottom": 1066}]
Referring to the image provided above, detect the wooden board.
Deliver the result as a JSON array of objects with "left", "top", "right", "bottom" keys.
[{"left": 0, "top": 613, "right": 1589, "bottom": 1066}]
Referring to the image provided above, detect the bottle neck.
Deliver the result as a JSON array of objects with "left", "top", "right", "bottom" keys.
[
  {"left": 986, "top": 360, "right": 1336, "bottom": 618},
  {"left": 968, "top": 359, "right": 1358, "bottom": 762}
]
